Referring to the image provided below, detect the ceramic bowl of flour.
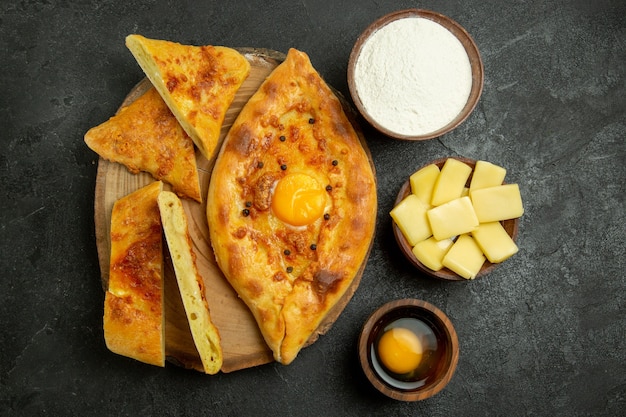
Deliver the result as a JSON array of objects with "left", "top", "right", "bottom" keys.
[{"left": 348, "top": 9, "right": 484, "bottom": 141}]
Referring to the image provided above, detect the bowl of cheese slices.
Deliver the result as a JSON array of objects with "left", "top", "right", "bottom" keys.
[{"left": 391, "top": 157, "right": 523, "bottom": 280}]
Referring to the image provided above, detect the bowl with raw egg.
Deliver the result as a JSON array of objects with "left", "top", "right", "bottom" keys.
[
  {"left": 347, "top": 9, "right": 484, "bottom": 140},
  {"left": 391, "top": 157, "right": 523, "bottom": 281},
  {"left": 358, "top": 299, "right": 459, "bottom": 401}
]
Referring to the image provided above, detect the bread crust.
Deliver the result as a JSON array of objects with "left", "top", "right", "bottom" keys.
[
  {"left": 207, "top": 49, "right": 377, "bottom": 364},
  {"left": 125, "top": 35, "right": 251, "bottom": 161},
  {"left": 85, "top": 87, "right": 201, "bottom": 202},
  {"left": 103, "top": 181, "right": 165, "bottom": 366}
]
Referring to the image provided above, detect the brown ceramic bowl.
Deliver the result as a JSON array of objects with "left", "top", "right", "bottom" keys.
[
  {"left": 392, "top": 157, "right": 520, "bottom": 281},
  {"left": 347, "top": 9, "right": 483, "bottom": 140},
  {"left": 358, "top": 299, "right": 459, "bottom": 401}
]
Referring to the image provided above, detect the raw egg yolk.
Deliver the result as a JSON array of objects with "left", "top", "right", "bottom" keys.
[
  {"left": 377, "top": 328, "right": 423, "bottom": 374},
  {"left": 271, "top": 173, "right": 326, "bottom": 226}
]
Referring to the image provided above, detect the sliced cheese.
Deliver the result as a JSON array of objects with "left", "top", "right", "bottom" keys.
[
  {"left": 412, "top": 237, "right": 454, "bottom": 271},
  {"left": 472, "top": 221, "right": 519, "bottom": 263},
  {"left": 469, "top": 160, "right": 507, "bottom": 191},
  {"left": 442, "top": 234, "right": 485, "bottom": 279},
  {"left": 390, "top": 194, "right": 432, "bottom": 246},
  {"left": 427, "top": 196, "right": 479, "bottom": 241},
  {"left": 470, "top": 183, "right": 524, "bottom": 222},
  {"left": 410, "top": 164, "right": 440, "bottom": 205},
  {"left": 431, "top": 158, "right": 472, "bottom": 206}
]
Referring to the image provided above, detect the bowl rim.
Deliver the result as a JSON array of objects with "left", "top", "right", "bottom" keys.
[
  {"left": 347, "top": 8, "right": 484, "bottom": 141},
  {"left": 358, "top": 298, "right": 459, "bottom": 401},
  {"left": 392, "top": 157, "right": 520, "bottom": 281}
]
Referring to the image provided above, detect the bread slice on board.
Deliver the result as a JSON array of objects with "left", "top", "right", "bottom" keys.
[
  {"left": 84, "top": 87, "right": 201, "bottom": 202},
  {"left": 125, "top": 34, "right": 250, "bottom": 161},
  {"left": 103, "top": 181, "right": 165, "bottom": 366},
  {"left": 158, "top": 190, "right": 223, "bottom": 374}
]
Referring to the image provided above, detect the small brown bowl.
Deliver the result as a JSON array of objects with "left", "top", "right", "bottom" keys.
[
  {"left": 392, "top": 157, "right": 520, "bottom": 281},
  {"left": 347, "top": 9, "right": 484, "bottom": 140},
  {"left": 358, "top": 299, "right": 459, "bottom": 401}
]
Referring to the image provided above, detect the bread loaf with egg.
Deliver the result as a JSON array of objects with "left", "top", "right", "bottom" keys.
[{"left": 206, "top": 48, "right": 377, "bottom": 365}]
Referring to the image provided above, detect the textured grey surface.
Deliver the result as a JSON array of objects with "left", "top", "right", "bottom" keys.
[{"left": 1, "top": 0, "right": 624, "bottom": 416}]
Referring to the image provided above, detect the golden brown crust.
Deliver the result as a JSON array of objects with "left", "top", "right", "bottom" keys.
[
  {"left": 85, "top": 88, "right": 201, "bottom": 202},
  {"left": 125, "top": 35, "right": 251, "bottom": 161},
  {"left": 207, "top": 49, "right": 377, "bottom": 364},
  {"left": 103, "top": 181, "right": 164, "bottom": 366}
]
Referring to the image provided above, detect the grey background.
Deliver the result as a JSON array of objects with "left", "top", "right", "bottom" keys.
[{"left": 1, "top": 0, "right": 624, "bottom": 415}]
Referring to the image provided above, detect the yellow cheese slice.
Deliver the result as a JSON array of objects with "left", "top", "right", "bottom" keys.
[
  {"left": 442, "top": 234, "right": 485, "bottom": 279},
  {"left": 427, "top": 196, "right": 479, "bottom": 241},
  {"left": 470, "top": 184, "right": 524, "bottom": 222},
  {"left": 469, "top": 160, "right": 507, "bottom": 191},
  {"left": 431, "top": 158, "right": 472, "bottom": 206},
  {"left": 410, "top": 164, "right": 440, "bottom": 205},
  {"left": 391, "top": 194, "right": 432, "bottom": 246},
  {"left": 412, "top": 237, "right": 454, "bottom": 271},
  {"left": 472, "top": 221, "right": 519, "bottom": 263}
]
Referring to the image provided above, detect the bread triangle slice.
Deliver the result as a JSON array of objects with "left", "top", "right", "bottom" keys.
[
  {"left": 85, "top": 87, "right": 202, "bottom": 202},
  {"left": 157, "top": 190, "right": 223, "bottom": 374},
  {"left": 125, "top": 34, "right": 250, "bottom": 161}
]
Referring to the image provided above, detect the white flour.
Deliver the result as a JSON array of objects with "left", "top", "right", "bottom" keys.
[{"left": 354, "top": 17, "right": 472, "bottom": 136}]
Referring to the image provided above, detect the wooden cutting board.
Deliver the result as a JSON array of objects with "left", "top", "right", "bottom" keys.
[{"left": 93, "top": 48, "right": 375, "bottom": 373}]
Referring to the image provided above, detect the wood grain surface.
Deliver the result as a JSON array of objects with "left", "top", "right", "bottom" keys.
[{"left": 93, "top": 49, "right": 375, "bottom": 373}]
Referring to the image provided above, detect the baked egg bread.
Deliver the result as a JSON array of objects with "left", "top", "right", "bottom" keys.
[{"left": 206, "top": 48, "right": 377, "bottom": 364}]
